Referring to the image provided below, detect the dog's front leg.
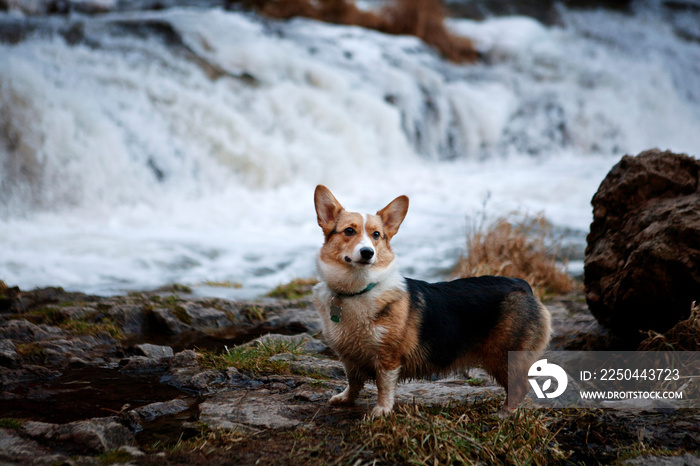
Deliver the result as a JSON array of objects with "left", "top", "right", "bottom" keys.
[
  {"left": 330, "top": 367, "right": 364, "bottom": 406},
  {"left": 371, "top": 365, "right": 401, "bottom": 417}
]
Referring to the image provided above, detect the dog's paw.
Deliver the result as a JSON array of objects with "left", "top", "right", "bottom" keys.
[
  {"left": 329, "top": 392, "right": 355, "bottom": 406},
  {"left": 370, "top": 405, "right": 393, "bottom": 418},
  {"left": 497, "top": 407, "right": 514, "bottom": 419}
]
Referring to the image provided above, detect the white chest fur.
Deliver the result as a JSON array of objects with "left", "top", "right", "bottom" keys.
[{"left": 313, "top": 283, "right": 389, "bottom": 366}]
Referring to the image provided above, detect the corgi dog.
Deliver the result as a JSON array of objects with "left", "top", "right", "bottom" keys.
[{"left": 312, "top": 185, "right": 552, "bottom": 417}]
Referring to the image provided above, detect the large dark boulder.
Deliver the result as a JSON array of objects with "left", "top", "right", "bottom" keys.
[{"left": 584, "top": 149, "right": 700, "bottom": 337}]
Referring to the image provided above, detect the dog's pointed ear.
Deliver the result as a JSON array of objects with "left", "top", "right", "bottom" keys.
[
  {"left": 314, "top": 185, "right": 344, "bottom": 236},
  {"left": 377, "top": 195, "right": 409, "bottom": 240}
]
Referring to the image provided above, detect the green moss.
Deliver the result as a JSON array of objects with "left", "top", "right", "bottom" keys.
[
  {"left": 24, "top": 306, "right": 65, "bottom": 326},
  {"left": 466, "top": 377, "right": 485, "bottom": 386},
  {"left": 0, "top": 418, "right": 25, "bottom": 429},
  {"left": 171, "top": 283, "right": 193, "bottom": 293},
  {"left": 0, "top": 282, "right": 7, "bottom": 299},
  {"left": 266, "top": 278, "right": 318, "bottom": 300},
  {"left": 172, "top": 306, "right": 191, "bottom": 325},
  {"left": 98, "top": 449, "right": 134, "bottom": 464},
  {"left": 306, "top": 379, "right": 330, "bottom": 388},
  {"left": 200, "top": 280, "right": 243, "bottom": 289},
  {"left": 198, "top": 337, "right": 308, "bottom": 374},
  {"left": 15, "top": 342, "right": 47, "bottom": 361},
  {"left": 294, "top": 368, "right": 330, "bottom": 380},
  {"left": 60, "top": 317, "right": 124, "bottom": 340},
  {"left": 241, "top": 305, "right": 265, "bottom": 322},
  {"left": 158, "top": 295, "right": 191, "bottom": 325}
]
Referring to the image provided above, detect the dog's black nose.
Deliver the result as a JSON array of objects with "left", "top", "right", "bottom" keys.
[{"left": 360, "top": 247, "right": 374, "bottom": 260}]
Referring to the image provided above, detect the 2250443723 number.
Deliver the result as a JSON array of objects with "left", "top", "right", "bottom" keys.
[{"left": 599, "top": 368, "right": 680, "bottom": 381}]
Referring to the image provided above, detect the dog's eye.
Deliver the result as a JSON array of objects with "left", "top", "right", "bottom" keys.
[
  {"left": 344, "top": 227, "right": 356, "bottom": 236},
  {"left": 372, "top": 231, "right": 381, "bottom": 240}
]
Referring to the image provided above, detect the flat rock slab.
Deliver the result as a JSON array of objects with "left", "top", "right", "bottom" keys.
[
  {"left": 200, "top": 390, "right": 302, "bottom": 431},
  {"left": 262, "top": 304, "right": 323, "bottom": 335},
  {"left": 129, "top": 398, "right": 195, "bottom": 422},
  {"left": 22, "top": 416, "right": 135, "bottom": 454},
  {"left": 0, "top": 427, "right": 65, "bottom": 464},
  {"left": 339, "top": 371, "right": 502, "bottom": 409},
  {"left": 621, "top": 454, "right": 700, "bottom": 465},
  {"left": 269, "top": 353, "right": 345, "bottom": 379},
  {"left": 395, "top": 376, "right": 501, "bottom": 406},
  {"left": 134, "top": 343, "right": 174, "bottom": 359},
  {"left": 198, "top": 371, "right": 501, "bottom": 433}
]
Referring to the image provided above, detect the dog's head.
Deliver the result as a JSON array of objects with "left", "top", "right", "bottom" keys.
[{"left": 314, "top": 185, "right": 408, "bottom": 276}]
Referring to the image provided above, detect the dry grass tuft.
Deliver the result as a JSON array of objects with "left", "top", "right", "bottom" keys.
[
  {"left": 197, "top": 336, "right": 308, "bottom": 374},
  {"left": 360, "top": 396, "right": 567, "bottom": 465},
  {"left": 453, "top": 213, "right": 575, "bottom": 300},
  {"left": 638, "top": 301, "right": 700, "bottom": 351},
  {"left": 233, "top": 0, "right": 477, "bottom": 63},
  {"left": 266, "top": 278, "right": 318, "bottom": 300}
]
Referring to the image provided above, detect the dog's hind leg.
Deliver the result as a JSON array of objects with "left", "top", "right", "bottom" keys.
[
  {"left": 482, "top": 351, "right": 529, "bottom": 415},
  {"left": 330, "top": 366, "right": 365, "bottom": 406},
  {"left": 503, "top": 362, "right": 531, "bottom": 414}
]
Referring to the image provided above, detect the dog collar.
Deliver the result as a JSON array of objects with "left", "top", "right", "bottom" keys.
[
  {"left": 335, "top": 282, "right": 377, "bottom": 298},
  {"left": 329, "top": 282, "right": 377, "bottom": 323}
]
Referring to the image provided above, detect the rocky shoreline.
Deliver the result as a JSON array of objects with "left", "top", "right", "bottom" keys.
[{"left": 0, "top": 283, "right": 697, "bottom": 464}]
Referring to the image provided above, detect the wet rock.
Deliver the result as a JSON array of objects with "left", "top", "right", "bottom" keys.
[
  {"left": 11, "top": 287, "right": 92, "bottom": 312},
  {"left": 182, "top": 303, "right": 230, "bottom": 330},
  {"left": 40, "top": 333, "right": 120, "bottom": 366},
  {"left": 129, "top": 398, "right": 194, "bottom": 422},
  {"left": 381, "top": 374, "right": 499, "bottom": 407},
  {"left": 119, "top": 355, "right": 169, "bottom": 374},
  {"left": 150, "top": 308, "right": 192, "bottom": 335},
  {"left": 621, "top": 453, "right": 700, "bottom": 465},
  {"left": 108, "top": 304, "right": 148, "bottom": 337},
  {"left": 0, "top": 319, "right": 64, "bottom": 342},
  {"left": 22, "top": 417, "right": 136, "bottom": 454},
  {"left": 189, "top": 369, "right": 226, "bottom": 390},
  {"left": 134, "top": 343, "right": 174, "bottom": 359},
  {"left": 293, "top": 384, "right": 334, "bottom": 402},
  {"left": 161, "top": 366, "right": 224, "bottom": 393},
  {"left": 0, "top": 340, "right": 18, "bottom": 367},
  {"left": 584, "top": 149, "right": 700, "bottom": 336},
  {"left": 0, "top": 283, "right": 22, "bottom": 314},
  {"left": 55, "top": 305, "right": 96, "bottom": 321},
  {"left": 169, "top": 349, "right": 198, "bottom": 368},
  {"left": 263, "top": 303, "right": 323, "bottom": 335},
  {"left": 225, "top": 367, "right": 263, "bottom": 389},
  {"left": 269, "top": 353, "right": 345, "bottom": 380},
  {"left": 199, "top": 390, "right": 300, "bottom": 431},
  {"left": 0, "top": 365, "right": 60, "bottom": 390},
  {"left": 0, "top": 427, "right": 65, "bottom": 465}
]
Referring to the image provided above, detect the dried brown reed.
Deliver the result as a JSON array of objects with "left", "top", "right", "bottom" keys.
[
  {"left": 638, "top": 301, "right": 700, "bottom": 351},
  {"left": 452, "top": 213, "right": 575, "bottom": 300},
  {"left": 233, "top": 0, "right": 477, "bottom": 63}
]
